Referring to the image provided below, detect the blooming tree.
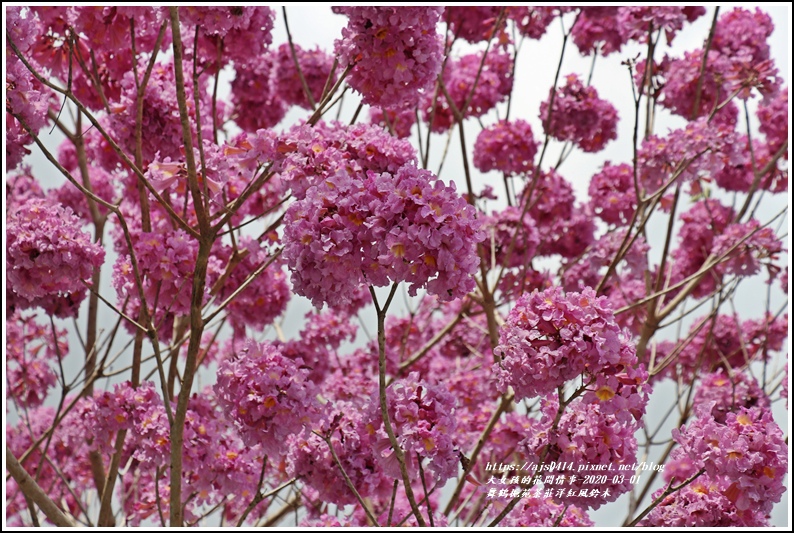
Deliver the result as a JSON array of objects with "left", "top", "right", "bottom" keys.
[{"left": 4, "top": 6, "right": 789, "bottom": 528}]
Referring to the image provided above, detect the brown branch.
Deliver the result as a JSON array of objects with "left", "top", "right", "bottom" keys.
[{"left": 6, "top": 447, "right": 76, "bottom": 527}]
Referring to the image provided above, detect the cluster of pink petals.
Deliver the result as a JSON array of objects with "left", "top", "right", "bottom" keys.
[
  {"left": 587, "top": 162, "right": 638, "bottom": 225},
  {"left": 6, "top": 8, "right": 52, "bottom": 171},
  {"left": 500, "top": 496, "right": 594, "bottom": 527},
  {"left": 642, "top": 455, "right": 771, "bottom": 526},
  {"left": 669, "top": 199, "right": 783, "bottom": 300},
  {"left": 109, "top": 61, "right": 221, "bottom": 164},
  {"left": 424, "top": 48, "right": 513, "bottom": 133},
  {"left": 211, "top": 239, "right": 290, "bottom": 335},
  {"left": 6, "top": 311, "right": 67, "bottom": 407},
  {"left": 287, "top": 403, "right": 392, "bottom": 506},
  {"left": 482, "top": 206, "right": 540, "bottom": 269},
  {"left": 521, "top": 395, "right": 641, "bottom": 509},
  {"left": 273, "top": 42, "right": 336, "bottom": 109},
  {"left": 561, "top": 229, "right": 649, "bottom": 294},
  {"left": 571, "top": 7, "right": 626, "bottom": 56},
  {"left": 214, "top": 340, "right": 322, "bottom": 454},
  {"left": 540, "top": 74, "right": 618, "bottom": 153},
  {"left": 333, "top": 7, "right": 443, "bottom": 108},
  {"left": 445, "top": 7, "right": 505, "bottom": 43},
  {"left": 507, "top": 6, "right": 563, "bottom": 39},
  {"left": 277, "top": 309, "right": 358, "bottom": 383},
  {"left": 283, "top": 163, "right": 483, "bottom": 309},
  {"left": 231, "top": 52, "right": 287, "bottom": 131},
  {"left": 712, "top": 219, "right": 783, "bottom": 278},
  {"left": 757, "top": 88, "right": 788, "bottom": 158},
  {"left": 694, "top": 370, "right": 770, "bottom": 424},
  {"left": 474, "top": 119, "right": 539, "bottom": 176},
  {"left": 672, "top": 404, "right": 787, "bottom": 517},
  {"left": 638, "top": 118, "right": 746, "bottom": 194},
  {"left": 73, "top": 6, "right": 166, "bottom": 53},
  {"left": 368, "top": 106, "right": 417, "bottom": 139},
  {"left": 494, "top": 286, "right": 624, "bottom": 399},
  {"left": 7, "top": 198, "right": 105, "bottom": 317},
  {"left": 366, "top": 372, "right": 459, "bottom": 482},
  {"left": 6, "top": 402, "right": 96, "bottom": 525},
  {"left": 112, "top": 226, "right": 199, "bottom": 320},
  {"left": 180, "top": 6, "right": 274, "bottom": 70},
  {"left": 276, "top": 121, "right": 417, "bottom": 199},
  {"left": 526, "top": 171, "right": 595, "bottom": 259},
  {"left": 657, "top": 313, "right": 788, "bottom": 384},
  {"left": 619, "top": 7, "right": 705, "bottom": 45}
]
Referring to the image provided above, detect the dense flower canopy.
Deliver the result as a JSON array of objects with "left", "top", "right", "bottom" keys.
[{"left": 4, "top": 5, "right": 788, "bottom": 529}]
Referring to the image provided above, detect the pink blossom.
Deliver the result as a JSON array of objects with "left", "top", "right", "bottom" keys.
[
  {"left": 588, "top": 162, "right": 638, "bottom": 225},
  {"left": 424, "top": 48, "right": 513, "bottom": 133},
  {"left": 369, "top": 106, "right": 417, "bottom": 139},
  {"left": 493, "top": 286, "right": 625, "bottom": 400},
  {"left": 333, "top": 7, "right": 444, "bottom": 108},
  {"left": 572, "top": 8, "right": 626, "bottom": 56},
  {"left": 673, "top": 405, "right": 787, "bottom": 516},
  {"left": 446, "top": 7, "right": 506, "bottom": 43},
  {"left": 474, "top": 119, "right": 538, "bottom": 176},
  {"left": 282, "top": 163, "right": 483, "bottom": 308},
  {"left": 7, "top": 198, "right": 105, "bottom": 318},
  {"left": 214, "top": 340, "right": 323, "bottom": 455},
  {"left": 273, "top": 42, "right": 336, "bottom": 109},
  {"left": 366, "top": 372, "right": 459, "bottom": 482},
  {"left": 540, "top": 74, "right": 618, "bottom": 153},
  {"left": 6, "top": 311, "right": 67, "bottom": 407}
]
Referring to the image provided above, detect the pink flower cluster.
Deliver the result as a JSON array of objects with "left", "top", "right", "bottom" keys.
[
  {"left": 368, "top": 106, "right": 417, "bottom": 139},
  {"left": 757, "top": 88, "right": 788, "bottom": 158},
  {"left": 657, "top": 313, "right": 788, "bottom": 384},
  {"left": 6, "top": 311, "right": 67, "bottom": 407},
  {"left": 507, "top": 7, "right": 562, "bottom": 39},
  {"left": 619, "top": 7, "right": 705, "bottom": 45},
  {"left": 588, "top": 162, "right": 638, "bottom": 225},
  {"left": 287, "top": 404, "right": 391, "bottom": 506},
  {"left": 638, "top": 118, "right": 745, "bottom": 194},
  {"left": 333, "top": 7, "right": 444, "bottom": 108},
  {"left": 669, "top": 199, "right": 783, "bottom": 299},
  {"left": 561, "top": 229, "right": 649, "bottom": 294},
  {"left": 500, "top": 496, "right": 593, "bottom": 527},
  {"left": 112, "top": 226, "right": 199, "bottom": 326},
  {"left": 109, "top": 61, "right": 221, "bottom": 164},
  {"left": 642, "top": 449, "right": 771, "bottom": 527},
  {"left": 276, "top": 121, "right": 417, "bottom": 199},
  {"left": 445, "top": 7, "right": 505, "bottom": 43},
  {"left": 521, "top": 395, "right": 641, "bottom": 509},
  {"left": 6, "top": 402, "right": 96, "bottom": 526},
  {"left": 526, "top": 171, "right": 595, "bottom": 259},
  {"left": 179, "top": 6, "right": 274, "bottom": 70},
  {"left": 424, "top": 48, "right": 514, "bottom": 133},
  {"left": 7, "top": 198, "right": 105, "bottom": 318},
  {"left": 282, "top": 163, "right": 483, "bottom": 309},
  {"left": 6, "top": 7, "right": 52, "bottom": 171},
  {"left": 694, "top": 370, "right": 770, "bottom": 424},
  {"left": 473, "top": 119, "right": 539, "bottom": 176},
  {"left": 571, "top": 8, "right": 626, "bottom": 56},
  {"left": 494, "top": 286, "right": 623, "bottom": 399},
  {"left": 273, "top": 42, "right": 336, "bottom": 109},
  {"left": 671, "top": 405, "right": 787, "bottom": 518},
  {"left": 540, "top": 73, "right": 618, "bottom": 153},
  {"left": 651, "top": 8, "right": 779, "bottom": 121},
  {"left": 212, "top": 238, "right": 290, "bottom": 335},
  {"left": 277, "top": 309, "right": 358, "bottom": 383},
  {"left": 366, "top": 372, "right": 459, "bottom": 482},
  {"left": 231, "top": 53, "right": 287, "bottom": 131},
  {"left": 482, "top": 206, "right": 540, "bottom": 270},
  {"left": 214, "top": 340, "right": 322, "bottom": 454}
]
